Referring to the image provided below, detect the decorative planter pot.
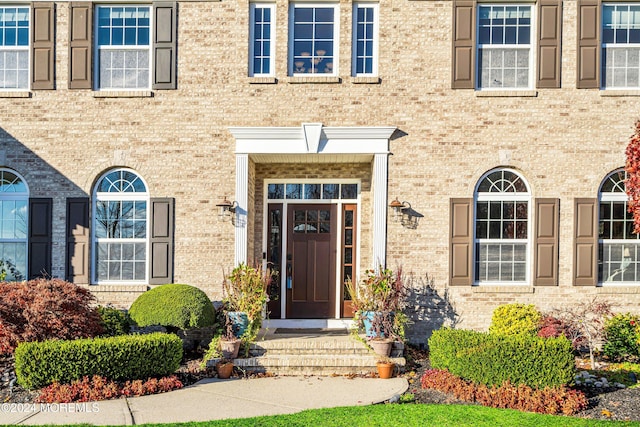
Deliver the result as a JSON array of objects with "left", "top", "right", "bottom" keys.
[
  {"left": 227, "top": 311, "right": 249, "bottom": 338},
  {"left": 220, "top": 338, "right": 241, "bottom": 359},
  {"left": 361, "top": 311, "right": 394, "bottom": 338},
  {"left": 376, "top": 361, "right": 394, "bottom": 379},
  {"left": 368, "top": 338, "right": 392, "bottom": 357},
  {"left": 216, "top": 361, "right": 234, "bottom": 379}
]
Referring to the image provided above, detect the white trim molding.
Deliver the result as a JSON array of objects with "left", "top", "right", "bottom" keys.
[{"left": 229, "top": 123, "right": 396, "bottom": 268}]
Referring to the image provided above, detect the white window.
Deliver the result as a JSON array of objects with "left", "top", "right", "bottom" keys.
[
  {"left": 0, "top": 169, "right": 28, "bottom": 281},
  {"left": 93, "top": 169, "right": 149, "bottom": 283},
  {"left": 474, "top": 169, "right": 530, "bottom": 284},
  {"left": 0, "top": 6, "right": 29, "bottom": 90},
  {"left": 352, "top": 3, "right": 379, "bottom": 77},
  {"left": 477, "top": 4, "right": 533, "bottom": 89},
  {"left": 599, "top": 169, "right": 640, "bottom": 283},
  {"left": 95, "top": 5, "right": 151, "bottom": 90},
  {"left": 289, "top": 4, "right": 339, "bottom": 75},
  {"left": 250, "top": 3, "right": 275, "bottom": 77},
  {"left": 602, "top": 4, "right": 640, "bottom": 89}
]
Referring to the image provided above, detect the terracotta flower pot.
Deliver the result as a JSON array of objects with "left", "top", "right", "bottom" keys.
[
  {"left": 369, "top": 338, "right": 392, "bottom": 357},
  {"left": 216, "top": 361, "right": 234, "bottom": 379},
  {"left": 377, "top": 361, "right": 394, "bottom": 379}
]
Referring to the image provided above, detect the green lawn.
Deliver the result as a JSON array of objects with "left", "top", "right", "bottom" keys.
[{"left": 140, "top": 404, "right": 640, "bottom": 427}]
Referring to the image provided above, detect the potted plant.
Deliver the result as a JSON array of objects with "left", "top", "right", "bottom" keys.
[
  {"left": 223, "top": 262, "right": 272, "bottom": 355},
  {"left": 219, "top": 314, "right": 241, "bottom": 359},
  {"left": 215, "top": 358, "right": 234, "bottom": 379},
  {"left": 376, "top": 356, "right": 395, "bottom": 379},
  {"left": 346, "top": 266, "right": 408, "bottom": 356}
]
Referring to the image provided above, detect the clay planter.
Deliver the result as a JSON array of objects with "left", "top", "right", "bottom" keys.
[
  {"left": 216, "top": 361, "right": 234, "bottom": 379},
  {"left": 220, "top": 338, "right": 241, "bottom": 359},
  {"left": 368, "top": 338, "right": 392, "bottom": 357},
  {"left": 376, "top": 361, "right": 394, "bottom": 379}
]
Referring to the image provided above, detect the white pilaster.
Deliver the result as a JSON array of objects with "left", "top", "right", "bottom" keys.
[
  {"left": 372, "top": 153, "right": 389, "bottom": 268},
  {"left": 235, "top": 154, "right": 249, "bottom": 265}
]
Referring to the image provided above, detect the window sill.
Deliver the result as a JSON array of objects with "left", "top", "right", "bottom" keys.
[
  {"left": 288, "top": 76, "right": 342, "bottom": 84},
  {"left": 0, "top": 91, "right": 31, "bottom": 98},
  {"left": 600, "top": 90, "right": 640, "bottom": 97},
  {"left": 597, "top": 286, "right": 640, "bottom": 294},
  {"left": 475, "top": 90, "right": 538, "bottom": 98},
  {"left": 352, "top": 76, "right": 381, "bottom": 84},
  {"left": 93, "top": 91, "right": 153, "bottom": 98},
  {"left": 81, "top": 284, "right": 149, "bottom": 292},
  {"left": 472, "top": 285, "right": 534, "bottom": 293},
  {"left": 249, "top": 77, "right": 277, "bottom": 84}
]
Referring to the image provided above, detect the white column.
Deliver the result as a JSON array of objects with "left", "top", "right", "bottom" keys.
[
  {"left": 372, "top": 153, "right": 388, "bottom": 269},
  {"left": 235, "top": 154, "right": 249, "bottom": 265}
]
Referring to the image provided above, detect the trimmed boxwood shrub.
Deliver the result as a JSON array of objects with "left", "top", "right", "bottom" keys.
[
  {"left": 489, "top": 303, "right": 541, "bottom": 336},
  {"left": 129, "top": 284, "right": 216, "bottom": 330},
  {"left": 428, "top": 328, "right": 574, "bottom": 389},
  {"left": 97, "top": 305, "right": 132, "bottom": 337},
  {"left": 14, "top": 332, "right": 182, "bottom": 389}
]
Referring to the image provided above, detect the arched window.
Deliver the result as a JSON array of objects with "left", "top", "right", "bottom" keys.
[
  {"left": 599, "top": 169, "right": 640, "bottom": 283},
  {"left": 474, "top": 169, "right": 531, "bottom": 284},
  {"left": 93, "top": 169, "right": 149, "bottom": 283},
  {"left": 0, "top": 169, "right": 28, "bottom": 281}
]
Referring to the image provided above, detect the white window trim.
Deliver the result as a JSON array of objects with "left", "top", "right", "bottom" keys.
[
  {"left": 0, "top": 6, "right": 30, "bottom": 91},
  {"left": 476, "top": 4, "right": 536, "bottom": 91},
  {"left": 91, "top": 169, "right": 150, "bottom": 285},
  {"left": 94, "top": 4, "right": 153, "bottom": 91},
  {"left": 288, "top": 3, "right": 340, "bottom": 77},
  {"left": 249, "top": 3, "right": 276, "bottom": 77},
  {"left": 473, "top": 169, "right": 532, "bottom": 285},
  {"left": 601, "top": 3, "right": 640, "bottom": 90},
  {"left": 352, "top": 2, "right": 379, "bottom": 77}
]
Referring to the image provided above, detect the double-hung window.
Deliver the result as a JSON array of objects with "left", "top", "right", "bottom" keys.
[
  {"left": 96, "top": 5, "right": 151, "bottom": 90},
  {"left": 250, "top": 4, "right": 275, "bottom": 77},
  {"left": 474, "top": 169, "right": 531, "bottom": 284},
  {"left": 290, "top": 4, "right": 339, "bottom": 75},
  {"left": 0, "top": 6, "right": 29, "bottom": 90},
  {"left": 602, "top": 4, "right": 640, "bottom": 89},
  {"left": 598, "top": 170, "right": 640, "bottom": 283},
  {"left": 477, "top": 5, "right": 533, "bottom": 89},
  {"left": 352, "top": 3, "right": 379, "bottom": 76}
]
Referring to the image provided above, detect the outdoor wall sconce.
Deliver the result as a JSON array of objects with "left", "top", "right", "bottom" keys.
[
  {"left": 216, "top": 196, "right": 238, "bottom": 221},
  {"left": 389, "top": 197, "right": 422, "bottom": 229}
]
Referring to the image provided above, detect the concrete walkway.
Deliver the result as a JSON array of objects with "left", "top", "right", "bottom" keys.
[{"left": 1, "top": 376, "right": 408, "bottom": 425}]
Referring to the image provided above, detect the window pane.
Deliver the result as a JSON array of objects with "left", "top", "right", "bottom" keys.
[
  {"left": 341, "top": 184, "right": 358, "bottom": 199},
  {"left": 286, "top": 184, "right": 302, "bottom": 199},
  {"left": 304, "top": 184, "right": 321, "bottom": 199},
  {"left": 268, "top": 183, "right": 284, "bottom": 199},
  {"left": 323, "top": 184, "right": 339, "bottom": 199}
]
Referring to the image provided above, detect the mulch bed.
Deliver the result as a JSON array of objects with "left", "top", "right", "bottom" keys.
[{"left": 401, "top": 346, "right": 640, "bottom": 422}]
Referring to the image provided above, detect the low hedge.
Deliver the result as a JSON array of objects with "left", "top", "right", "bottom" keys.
[
  {"left": 15, "top": 332, "right": 182, "bottom": 389},
  {"left": 428, "top": 328, "right": 575, "bottom": 389},
  {"left": 129, "top": 284, "right": 216, "bottom": 330}
]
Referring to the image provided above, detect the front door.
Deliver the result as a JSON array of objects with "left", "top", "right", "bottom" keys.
[{"left": 286, "top": 204, "right": 337, "bottom": 318}]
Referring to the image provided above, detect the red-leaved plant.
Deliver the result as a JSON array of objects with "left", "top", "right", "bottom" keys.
[
  {"left": 36, "top": 375, "right": 184, "bottom": 403},
  {"left": 0, "top": 278, "right": 104, "bottom": 354},
  {"left": 421, "top": 369, "right": 588, "bottom": 416},
  {"left": 626, "top": 120, "right": 640, "bottom": 233}
]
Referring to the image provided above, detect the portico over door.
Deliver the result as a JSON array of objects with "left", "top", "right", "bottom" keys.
[{"left": 286, "top": 204, "right": 337, "bottom": 318}]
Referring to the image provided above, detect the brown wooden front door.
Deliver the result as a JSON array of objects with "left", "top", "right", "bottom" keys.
[{"left": 286, "top": 204, "right": 337, "bottom": 318}]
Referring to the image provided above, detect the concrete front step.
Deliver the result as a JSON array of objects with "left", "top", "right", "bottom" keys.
[
  {"left": 233, "top": 354, "right": 406, "bottom": 376},
  {"left": 249, "top": 340, "right": 372, "bottom": 356}
]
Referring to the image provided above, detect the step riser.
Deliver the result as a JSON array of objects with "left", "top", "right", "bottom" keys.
[{"left": 250, "top": 349, "right": 372, "bottom": 356}]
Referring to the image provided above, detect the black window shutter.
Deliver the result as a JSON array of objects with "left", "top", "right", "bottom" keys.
[
  {"left": 152, "top": 2, "right": 177, "bottom": 90},
  {"left": 28, "top": 198, "right": 52, "bottom": 279},
  {"left": 149, "top": 198, "right": 174, "bottom": 284},
  {"left": 66, "top": 197, "right": 90, "bottom": 284}
]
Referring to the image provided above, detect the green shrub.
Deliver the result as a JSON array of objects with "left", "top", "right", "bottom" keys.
[
  {"left": 97, "top": 305, "right": 132, "bottom": 337},
  {"left": 14, "top": 332, "right": 182, "bottom": 389},
  {"left": 489, "top": 303, "right": 541, "bottom": 336},
  {"left": 129, "top": 284, "right": 216, "bottom": 330},
  {"left": 603, "top": 313, "right": 640, "bottom": 361},
  {"left": 428, "top": 328, "right": 574, "bottom": 389}
]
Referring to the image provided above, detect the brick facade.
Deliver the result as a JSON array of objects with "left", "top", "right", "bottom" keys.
[{"left": 2, "top": 1, "right": 640, "bottom": 344}]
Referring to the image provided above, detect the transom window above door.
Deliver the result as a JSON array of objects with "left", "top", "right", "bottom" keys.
[{"left": 267, "top": 183, "right": 358, "bottom": 200}]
